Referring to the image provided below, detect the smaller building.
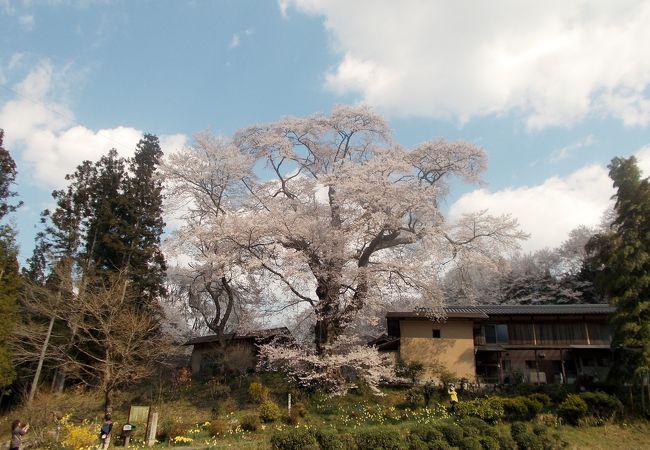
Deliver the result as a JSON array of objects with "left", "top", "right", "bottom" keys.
[
  {"left": 184, "top": 327, "right": 292, "bottom": 378},
  {"left": 376, "top": 304, "right": 614, "bottom": 384}
]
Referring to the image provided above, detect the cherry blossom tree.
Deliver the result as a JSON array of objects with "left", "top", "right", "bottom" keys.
[{"left": 163, "top": 105, "right": 526, "bottom": 354}]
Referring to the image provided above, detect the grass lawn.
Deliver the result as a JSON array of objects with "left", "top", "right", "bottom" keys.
[{"left": 559, "top": 422, "right": 650, "bottom": 450}]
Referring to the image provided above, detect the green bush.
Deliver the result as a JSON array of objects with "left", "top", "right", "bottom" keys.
[
  {"left": 459, "top": 436, "right": 482, "bottom": 450},
  {"left": 513, "top": 431, "right": 544, "bottom": 450},
  {"left": 270, "top": 428, "right": 319, "bottom": 450},
  {"left": 557, "top": 394, "right": 588, "bottom": 425},
  {"left": 540, "top": 384, "right": 570, "bottom": 403},
  {"left": 259, "top": 400, "right": 283, "bottom": 422},
  {"left": 528, "top": 393, "right": 552, "bottom": 407},
  {"left": 313, "top": 429, "right": 350, "bottom": 450},
  {"left": 409, "top": 424, "right": 445, "bottom": 443},
  {"left": 479, "top": 436, "right": 500, "bottom": 450},
  {"left": 406, "top": 435, "right": 429, "bottom": 450},
  {"left": 509, "top": 422, "right": 528, "bottom": 436},
  {"left": 458, "top": 417, "right": 499, "bottom": 440},
  {"left": 428, "top": 440, "right": 452, "bottom": 450},
  {"left": 240, "top": 413, "right": 260, "bottom": 432},
  {"left": 497, "top": 433, "right": 517, "bottom": 450},
  {"left": 249, "top": 381, "right": 271, "bottom": 403},
  {"left": 436, "top": 423, "right": 464, "bottom": 447},
  {"left": 354, "top": 428, "right": 403, "bottom": 450},
  {"left": 495, "top": 395, "right": 542, "bottom": 421},
  {"left": 578, "top": 392, "right": 623, "bottom": 421},
  {"left": 454, "top": 398, "right": 504, "bottom": 423}
]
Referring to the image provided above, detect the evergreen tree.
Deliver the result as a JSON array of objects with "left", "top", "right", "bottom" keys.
[
  {"left": 588, "top": 156, "right": 650, "bottom": 379},
  {"left": 122, "top": 134, "right": 166, "bottom": 311},
  {"left": 0, "top": 130, "right": 21, "bottom": 388}
]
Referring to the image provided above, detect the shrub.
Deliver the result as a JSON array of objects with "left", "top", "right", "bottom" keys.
[
  {"left": 313, "top": 428, "right": 349, "bottom": 450},
  {"left": 206, "top": 378, "right": 231, "bottom": 399},
  {"left": 407, "top": 435, "right": 429, "bottom": 450},
  {"left": 208, "top": 418, "right": 230, "bottom": 436},
  {"left": 270, "top": 428, "right": 319, "bottom": 450},
  {"left": 396, "top": 360, "right": 425, "bottom": 382},
  {"left": 557, "top": 394, "right": 588, "bottom": 425},
  {"left": 528, "top": 392, "right": 552, "bottom": 407},
  {"left": 578, "top": 392, "right": 623, "bottom": 421},
  {"left": 509, "top": 422, "right": 528, "bottom": 436},
  {"left": 540, "top": 384, "right": 570, "bottom": 403},
  {"left": 496, "top": 396, "right": 541, "bottom": 421},
  {"left": 249, "top": 381, "right": 271, "bottom": 403},
  {"left": 436, "top": 423, "right": 464, "bottom": 447},
  {"left": 497, "top": 433, "right": 517, "bottom": 450},
  {"left": 513, "top": 431, "right": 544, "bottom": 450},
  {"left": 164, "top": 420, "right": 191, "bottom": 440},
  {"left": 293, "top": 402, "right": 308, "bottom": 417},
  {"left": 354, "top": 428, "right": 403, "bottom": 450},
  {"left": 259, "top": 400, "right": 283, "bottom": 422},
  {"left": 240, "top": 413, "right": 260, "bottom": 431},
  {"left": 409, "top": 424, "right": 445, "bottom": 443},
  {"left": 405, "top": 387, "right": 423, "bottom": 407},
  {"left": 479, "top": 436, "right": 500, "bottom": 450},
  {"left": 454, "top": 397, "right": 504, "bottom": 423},
  {"left": 458, "top": 417, "right": 499, "bottom": 440},
  {"left": 428, "top": 441, "right": 452, "bottom": 450},
  {"left": 459, "top": 436, "right": 482, "bottom": 450},
  {"left": 61, "top": 423, "right": 97, "bottom": 450},
  {"left": 213, "top": 397, "right": 238, "bottom": 416},
  {"left": 284, "top": 412, "right": 299, "bottom": 425}
]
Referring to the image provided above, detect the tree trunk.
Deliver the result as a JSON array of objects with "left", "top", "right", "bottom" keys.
[
  {"left": 104, "top": 388, "right": 112, "bottom": 414},
  {"left": 28, "top": 315, "right": 55, "bottom": 404}
]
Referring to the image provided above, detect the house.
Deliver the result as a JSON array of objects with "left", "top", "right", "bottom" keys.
[
  {"left": 374, "top": 304, "right": 615, "bottom": 384},
  {"left": 184, "top": 327, "right": 293, "bottom": 378}
]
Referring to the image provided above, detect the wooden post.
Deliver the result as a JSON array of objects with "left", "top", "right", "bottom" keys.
[
  {"left": 288, "top": 393, "right": 292, "bottom": 415},
  {"left": 146, "top": 412, "right": 158, "bottom": 447}
]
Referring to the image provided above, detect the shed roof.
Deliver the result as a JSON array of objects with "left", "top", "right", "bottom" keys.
[{"left": 184, "top": 327, "right": 292, "bottom": 346}]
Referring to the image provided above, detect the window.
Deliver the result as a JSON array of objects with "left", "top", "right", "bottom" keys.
[
  {"left": 483, "top": 324, "right": 509, "bottom": 344},
  {"left": 432, "top": 329, "right": 441, "bottom": 338}
]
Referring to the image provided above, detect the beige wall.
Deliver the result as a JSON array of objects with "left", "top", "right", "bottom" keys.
[{"left": 399, "top": 320, "right": 476, "bottom": 381}]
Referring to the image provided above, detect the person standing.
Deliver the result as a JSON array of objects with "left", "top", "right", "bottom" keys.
[
  {"left": 447, "top": 385, "right": 459, "bottom": 412},
  {"left": 98, "top": 413, "right": 113, "bottom": 450},
  {"left": 9, "top": 420, "right": 29, "bottom": 450}
]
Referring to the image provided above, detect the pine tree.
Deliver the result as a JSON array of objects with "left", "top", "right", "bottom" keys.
[
  {"left": 0, "top": 130, "right": 21, "bottom": 388},
  {"left": 588, "top": 156, "right": 650, "bottom": 379}
]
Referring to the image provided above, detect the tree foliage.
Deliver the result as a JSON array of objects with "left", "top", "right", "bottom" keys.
[
  {"left": 164, "top": 106, "right": 525, "bottom": 353},
  {"left": 587, "top": 156, "right": 650, "bottom": 378},
  {"left": 0, "top": 130, "right": 21, "bottom": 388}
]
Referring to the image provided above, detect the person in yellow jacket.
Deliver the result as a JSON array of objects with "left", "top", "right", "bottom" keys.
[{"left": 447, "top": 385, "right": 458, "bottom": 412}]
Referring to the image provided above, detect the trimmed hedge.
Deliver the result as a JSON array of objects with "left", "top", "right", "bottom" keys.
[{"left": 578, "top": 392, "right": 623, "bottom": 422}]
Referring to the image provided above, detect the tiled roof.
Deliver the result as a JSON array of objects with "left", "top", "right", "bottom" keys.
[
  {"left": 387, "top": 304, "right": 614, "bottom": 319},
  {"left": 444, "top": 304, "right": 614, "bottom": 315}
]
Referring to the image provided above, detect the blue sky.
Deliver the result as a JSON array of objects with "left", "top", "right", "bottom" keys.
[{"left": 2, "top": 0, "right": 650, "bottom": 263}]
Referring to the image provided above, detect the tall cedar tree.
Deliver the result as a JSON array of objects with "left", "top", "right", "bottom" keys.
[
  {"left": 122, "top": 134, "right": 167, "bottom": 310},
  {"left": 588, "top": 156, "right": 650, "bottom": 379},
  {"left": 0, "top": 130, "right": 22, "bottom": 387},
  {"left": 28, "top": 136, "right": 166, "bottom": 316}
]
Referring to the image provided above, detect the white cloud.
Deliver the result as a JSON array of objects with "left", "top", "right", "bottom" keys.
[
  {"left": 449, "top": 148, "right": 650, "bottom": 252},
  {"left": 228, "top": 28, "right": 254, "bottom": 49},
  {"left": 283, "top": 0, "right": 650, "bottom": 128},
  {"left": 449, "top": 165, "right": 612, "bottom": 252},
  {"left": 229, "top": 33, "right": 241, "bottom": 49},
  {"left": 549, "top": 135, "right": 596, "bottom": 163},
  {"left": 0, "top": 61, "right": 187, "bottom": 188},
  {"left": 18, "top": 14, "right": 34, "bottom": 31}
]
